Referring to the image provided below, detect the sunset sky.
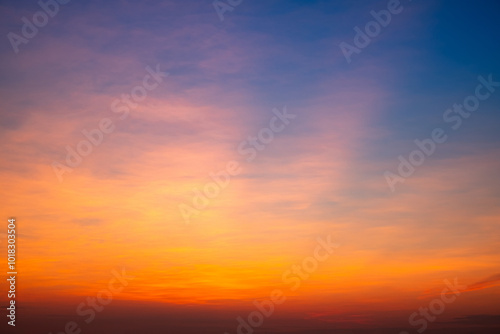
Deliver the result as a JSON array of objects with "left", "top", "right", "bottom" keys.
[{"left": 1, "top": 0, "right": 500, "bottom": 333}]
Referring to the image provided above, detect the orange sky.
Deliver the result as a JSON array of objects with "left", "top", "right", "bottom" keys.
[{"left": 1, "top": 0, "right": 500, "bottom": 333}]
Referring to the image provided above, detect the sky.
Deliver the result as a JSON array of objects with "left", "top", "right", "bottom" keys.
[{"left": 1, "top": 0, "right": 500, "bottom": 333}]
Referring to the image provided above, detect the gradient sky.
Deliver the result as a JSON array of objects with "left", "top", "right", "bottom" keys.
[{"left": 1, "top": 0, "right": 500, "bottom": 333}]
